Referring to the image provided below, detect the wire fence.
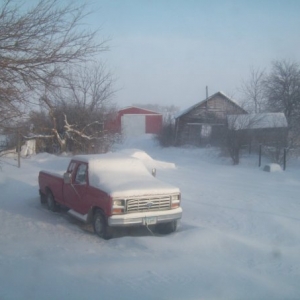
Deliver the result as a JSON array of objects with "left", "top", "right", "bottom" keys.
[{"left": 258, "top": 144, "right": 300, "bottom": 170}]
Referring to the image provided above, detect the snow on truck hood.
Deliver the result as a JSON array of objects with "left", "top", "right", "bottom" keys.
[{"left": 73, "top": 152, "right": 180, "bottom": 198}]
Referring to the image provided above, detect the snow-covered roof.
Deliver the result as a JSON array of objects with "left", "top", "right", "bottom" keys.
[
  {"left": 73, "top": 153, "right": 179, "bottom": 197},
  {"left": 227, "top": 113, "right": 288, "bottom": 130},
  {"left": 175, "top": 91, "right": 243, "bottom": 118}
]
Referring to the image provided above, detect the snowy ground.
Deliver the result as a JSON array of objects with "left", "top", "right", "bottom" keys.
[{"left": 1, "top": 135, "right": 300, "bottom": 300}]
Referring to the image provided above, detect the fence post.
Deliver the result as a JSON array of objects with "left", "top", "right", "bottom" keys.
[
  {"left": 258, "top": 144, "right": 262, "bottom": 167},
  {"left": 283, "top": 148, "right": 287, "bottom": 171}
]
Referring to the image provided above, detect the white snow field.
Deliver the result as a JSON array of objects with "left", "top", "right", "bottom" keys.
[{"left": 1, "top": 135, "right": 300, "bottom": 300}]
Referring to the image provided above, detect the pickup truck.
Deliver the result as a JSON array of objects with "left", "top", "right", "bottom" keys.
[{"left": 38, "top": 152, "right": 182, "bottom": 239}]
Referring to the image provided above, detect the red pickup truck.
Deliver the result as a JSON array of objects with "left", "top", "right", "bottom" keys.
[{"left": 39, "top": 152, "right": 182, "bottom": 239}]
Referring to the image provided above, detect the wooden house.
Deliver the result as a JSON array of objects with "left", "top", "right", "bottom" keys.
[{"left": 175, "top": 91, "right": 247, "bottom": 146}]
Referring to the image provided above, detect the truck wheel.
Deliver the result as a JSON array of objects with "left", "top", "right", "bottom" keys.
[
  {"left": 40, "top": 192, "right": 47, "bottom": 204},
  {"left": 156, "top": 220, "right": 177, "bottom": 234},
  {"left": 93, "top": 210, "right": 113, "bottom": 240},
  {"left": 46, "top": 191, "right": 58, "bottom": 212}
]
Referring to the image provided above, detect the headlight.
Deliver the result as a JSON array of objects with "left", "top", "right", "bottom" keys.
[
  {"left": 112, "top": 199, "right": 126, "bottom": 214},
  {"left": 113, "top": 200, "right": 124, "bottom": 206},
  {"left": 171, "top": 195, "right": 180, "bottom": 201},
  {"left": 171, "top": 194, "right": 180, "bottom": 209}
]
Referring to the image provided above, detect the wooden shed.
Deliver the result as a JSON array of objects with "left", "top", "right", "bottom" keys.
[
  {"left": 105, "top": 106, "right": 163, "bottom": 137},
  {"left": 175, "top": 91, "right": 247, "bottom": 146},
  {"left": 227, "top": 112, "right": 288, "bottom": 148}
]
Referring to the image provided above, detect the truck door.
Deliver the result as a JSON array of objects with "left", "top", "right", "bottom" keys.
[{"left": 63, "top": 162, "right": 90, "bottom": 214}]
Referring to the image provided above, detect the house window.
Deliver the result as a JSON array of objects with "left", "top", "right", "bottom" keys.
[{"left": 201, "top": 125, "right": 212, "bottom": 137}]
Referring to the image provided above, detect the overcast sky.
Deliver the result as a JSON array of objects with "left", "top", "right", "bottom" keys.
[{"left": 89, "top": 0, "right": 300, "bottom": 110}]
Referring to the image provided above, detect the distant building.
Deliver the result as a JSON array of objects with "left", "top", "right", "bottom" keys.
[
  {"left": 175, "top": 91, "right": 247, "bottom": 146},
  {"left": 105, "top": 106, "right": 163, "bottom": 137},
  {"left": 227, "top": 112, "right": 288, "bottom": 149}
]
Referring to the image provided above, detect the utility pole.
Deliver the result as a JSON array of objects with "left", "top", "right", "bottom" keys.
[
  {"left": 17, "top": 129, "right": 21, "bottom": 168},
  {"left": 258, "top": 144, "right": 262, "bottom": 167},
  {"left": 205, "top": 86, "right": 208, "bottom": 109}
]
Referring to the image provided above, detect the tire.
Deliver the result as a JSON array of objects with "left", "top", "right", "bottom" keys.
[
  {"left": 93, "top": 210, "right": 113, "bottom": 240},
  {"left": 155, "top": 220, "right": 177, "bottom": 235},
  {"left": 46, "top": 191, "right": 58, "bottom": 212},
  {"left": 40, "top": 192, "right": 47, "bottom": 204}
]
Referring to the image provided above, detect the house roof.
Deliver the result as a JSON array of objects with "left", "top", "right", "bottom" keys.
[
  {"left": 175, "top": 91, "right": 245, "bottom": 119},
  {"left": 227, "top": 113, "right": 288, "bottom": 130}
]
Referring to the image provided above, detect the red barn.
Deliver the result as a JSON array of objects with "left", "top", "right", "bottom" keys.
[{"left": 105, "top": 106, "right": 163, "bottom": 137}]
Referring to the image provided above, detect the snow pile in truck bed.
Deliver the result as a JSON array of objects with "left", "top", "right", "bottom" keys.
[
  {"left": 118, "top": 148, "right": 176, "bottom": 170},
  {"left": 75, "top": 153, "right": 179, "bottom": 197}
]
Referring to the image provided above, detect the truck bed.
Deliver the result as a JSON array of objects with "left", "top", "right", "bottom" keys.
[{"left": 38, "top": 171, "right": 65, "bottom": 205}]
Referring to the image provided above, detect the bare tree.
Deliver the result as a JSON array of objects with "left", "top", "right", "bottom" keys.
[
  {"left": 27, "top": 62, "right": 116, "bottom": 154},
  {"left": 264, "top": 60, "right": 300, "bottom": 127},
  {"left": 240, "top": 67, "right": 266, "bottom": 113},
  {"left": 0, "top": 0, "right": 107, "bottom": 128},
  {"left": 0, "top": 93, "right": 23, "bottom": 129},
  {"left": 59, "top": 63, "right": 114, "bottom": 112},
  {"left": 226, "top": 114, "right": 251, "bottom": 165}
]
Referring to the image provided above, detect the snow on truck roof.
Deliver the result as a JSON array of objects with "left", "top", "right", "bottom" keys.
[{"left": 73, "top": 152, "right": 179, "bottom": 198}]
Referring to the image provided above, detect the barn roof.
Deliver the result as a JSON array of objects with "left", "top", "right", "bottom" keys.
[
  {"left": 119, "top": 106, "right": 161, "bottom": 115},
  {"left": 176, "top": 91, "right": 245, "bottom": 118},
  {"left": 227, "top": 113, "right": 288, "bottom": 130}
]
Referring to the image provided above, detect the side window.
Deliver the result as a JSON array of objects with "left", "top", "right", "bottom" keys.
[
  {"left": 75, "top": 164, "right": 87, "bottom": 184},
  {"left": 67, "top": 162, "right": 76, "bottom": 173}
]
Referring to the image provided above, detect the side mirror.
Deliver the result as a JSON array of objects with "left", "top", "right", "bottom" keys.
[
  {"left": 63, "top": 172, "right": 72, "bottom": 184},
  {"left": 152, "top": 168, "right": 156, "bottom": 177}
]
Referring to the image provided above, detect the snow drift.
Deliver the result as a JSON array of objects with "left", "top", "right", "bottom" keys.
[{"left": 1, "top": 135, "right": 300, "bottom": 300}]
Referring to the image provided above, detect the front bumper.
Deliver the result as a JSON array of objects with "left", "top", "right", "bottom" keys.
[{"left": 108, "top": 207, "right": 182, "bottom": 227}]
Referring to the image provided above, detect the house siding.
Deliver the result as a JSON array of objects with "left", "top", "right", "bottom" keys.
[{"left": 146, "top": 115, "right": 163, "bottom": 134}]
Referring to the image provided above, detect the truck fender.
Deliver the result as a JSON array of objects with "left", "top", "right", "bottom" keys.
[
  {"left": 87, "top": 207, "right": 107, "bottom": 224},
  {"left": 87, "top": 207, "right": 98, "bottom": 223}
]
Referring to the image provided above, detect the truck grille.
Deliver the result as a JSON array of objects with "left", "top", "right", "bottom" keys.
[{"left": 126, "top": 196, "right": 171, "bottom": 213}]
